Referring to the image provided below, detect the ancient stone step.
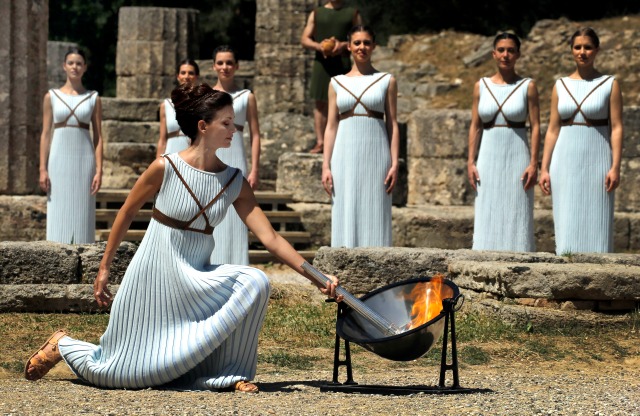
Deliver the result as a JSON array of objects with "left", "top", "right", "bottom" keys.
[
  {"left": 447, "top": 259, "right": 640, "bottom": 301},
  {"left": 102, "top": 120, "right": 159, "bottom": 144},
  {"left": 101, "top": 97, "right": 160, "bottom": 122}
]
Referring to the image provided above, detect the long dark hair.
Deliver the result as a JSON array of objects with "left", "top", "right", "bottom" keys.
[
  {"left": 570, "top": 27, "right": 600, "bottom": 48},
  {"left": 493, "top": 32, "right": 521, "bottom": 52},
  {"left": 171, "top": 83, "right": 232, "bottom": 141}
]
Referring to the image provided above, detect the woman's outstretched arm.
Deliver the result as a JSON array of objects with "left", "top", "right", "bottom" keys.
[{"left": 94, "top": 158, "right": 165, "bottom": 307}]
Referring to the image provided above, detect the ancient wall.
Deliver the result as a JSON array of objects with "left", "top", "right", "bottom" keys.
[
  {"left": 253, "top": 0, "right": 317, "bottom": 114},
  {"left": 0, "top": 0, "right": 48, "bottom": 195},
  {"left": 116, "top": 7, "right": 199, "bottom": 99}
]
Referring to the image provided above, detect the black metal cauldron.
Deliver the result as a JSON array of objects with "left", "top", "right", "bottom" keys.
[{"left": 336, "top": 277, "right": 462, "bottom": 361}]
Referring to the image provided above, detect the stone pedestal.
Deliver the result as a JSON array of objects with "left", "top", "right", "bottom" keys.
[
  {"left": 116, "top": 7, "right": 199, "bottom": 99},
  {"left": 0, "top": 0, "right": 48, "bottom": 195}
]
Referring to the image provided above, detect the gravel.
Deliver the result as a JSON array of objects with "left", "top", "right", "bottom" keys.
[{"left": 1, "top": 360, "right": 639, "bottom": 415}]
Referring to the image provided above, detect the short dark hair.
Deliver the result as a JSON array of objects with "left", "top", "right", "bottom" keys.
[
  {"left": 347, "top": 25, "right": 376, "bottom": 43},
  {"left": 171, "top": 83, "right": 233, "bottom": 141},
  {"left": 493, "top": 32, "right": 521, "bottom": 52},
  {"left": 212, "top": 45, "right": 237, "bottom": 62},
  {"left": 570, "top": 27, "right": 600, "bottom": 48},
  {"left": 64, "top": 47, "right": 87, "bottom": 63},
  {"left": 176, "top": 59, "right": 200, "bottom": 76}
]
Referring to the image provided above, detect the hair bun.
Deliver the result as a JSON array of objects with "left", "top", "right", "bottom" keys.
[{"left": 172, "top": 82, "right": 213, "bottom": 112}]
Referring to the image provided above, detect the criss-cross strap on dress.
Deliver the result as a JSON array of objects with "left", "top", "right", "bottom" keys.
[
  {"left": 58, "top": 153, "right": 270, "bottom": 391},
  {"left": 46, "top": 89, "right": 99, "bottom": 244},
  {"left": 473, "top": 78, "right": 535, "bottom": 252}
]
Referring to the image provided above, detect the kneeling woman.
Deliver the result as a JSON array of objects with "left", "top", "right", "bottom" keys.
[{"left": 24, "top": 83, "right": 339, "bottom": 393}]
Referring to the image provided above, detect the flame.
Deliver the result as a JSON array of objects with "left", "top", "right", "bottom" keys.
[{"left": 405, "top": 274, "right": 446, "bottom": 330}]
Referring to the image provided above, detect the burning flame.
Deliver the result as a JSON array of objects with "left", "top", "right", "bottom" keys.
[{"left": 405, "top": 274, "right": 446, "bottom": 331}]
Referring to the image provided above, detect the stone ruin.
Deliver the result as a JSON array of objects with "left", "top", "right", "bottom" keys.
[{"left": 0, "top": 1, "right": 638, "bottom": 321}]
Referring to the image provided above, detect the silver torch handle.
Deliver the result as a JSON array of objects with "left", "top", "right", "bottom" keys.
[{"left": 301, "top": 261, "right": 402, "bottom": 337}]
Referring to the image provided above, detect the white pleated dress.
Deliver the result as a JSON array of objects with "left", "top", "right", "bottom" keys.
[
  {"left": 211, "top": 90, "right": 251, "bottom": 265},
  {"left": 473, "top": 78, "right": 535, "bottom": 251},
  {"left": 550, "top": 75, "right": 615, "bottom": 255},
  {"left": 164, "top": 99, "right": 191, "bottom": 154},
  {"left": 58, "top": 154, "right": 270, "bottom": 390},
  {"left": 46, "top": 89, "right": 98, "bottom": 244},
  {"left": 330, "top": 73, "right": 392, "bottom": 248}
]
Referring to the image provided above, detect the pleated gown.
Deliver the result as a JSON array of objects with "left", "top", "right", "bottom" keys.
[
  {"left": 550, "top": 75, "right": 615, "bottom": 255},
  {"left": 163, "top": 99, "right": 191, "bottom": 153},
  {"left": 330, "top": 73, "right": 392, "bottom": 248},
  {"left": 211, "top": 90, "right": 251, "bottom": 265},
  {"left": 46, "top": 89, "right": 98, "bottom": 244},
  {"left": 473, "top": 78, "right": 535, "bottom": 251},
  {"left": 58, "top": 154, "right": 271, "bottom": 390}
]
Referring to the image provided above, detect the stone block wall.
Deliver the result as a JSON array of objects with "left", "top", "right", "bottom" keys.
[
  {"left": 116, "top": 7, "right": 199, "bottom": 99},
  {"left": 0, "top": 0, "right": 48, "bottom": 195},
  {"left": 100, "top": 98, "right": 159, "bottom": 189},
  {"left": 253, "top": 0, "right": 316, "bottom": 114}
]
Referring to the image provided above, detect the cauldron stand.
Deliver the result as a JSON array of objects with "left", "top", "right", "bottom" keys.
[{"left": 321, "top": 297, "right": 488, "bottom": 395}]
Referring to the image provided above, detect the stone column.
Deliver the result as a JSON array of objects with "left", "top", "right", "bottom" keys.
[
  {"left": 116, "top": 7, "right": 199, "bottom": 99},
  {"left": 253, "top": 0, "right": 317, "bottom": 114},
  {"left": 0, "top": 0, "right": 48, "bottom": 195},
  {"left": 47, "top": 41, "right": 78, "bottom": 90}
]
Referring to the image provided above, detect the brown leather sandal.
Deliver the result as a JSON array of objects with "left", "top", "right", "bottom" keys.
[
  {"left": 24, "top": 330, "right": 67, "bottom": 381},
  {"left": 234, "top": 380, "right": 259, "bottom": 393}
]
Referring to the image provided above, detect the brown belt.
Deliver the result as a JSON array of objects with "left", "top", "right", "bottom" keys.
[
  {"left": 560, "top": 118, "right": 609, "bottom": 127},
  {"left": 234, "top": 124, "right": 244, "bottom": 132},
  {"left": 152, "top": 207, "right": 214, "bottom": 235},
  {"left": 339, "top": 109, "right": 384, "bottom": 121},
  {"left": 483, "top": 120, "right": 526, "bottom": 129},
  {"left": 54, "top": 121, "right": 90, "bottom": 130}
]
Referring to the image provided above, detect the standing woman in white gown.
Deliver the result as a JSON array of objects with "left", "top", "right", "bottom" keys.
[
  {"left": 467, "top": 32, "right": 540, "bottom": 251},
  {"left": 210, "top": 45, "right": 262, "bottom": 265},
  {"left": 322, "top": 26, "right": 400, "bottom": 248},
  {"left": 39, "top": 48, "right": 103, "bottom": 244},
  {"left": 539, "top": 27, "right": 623, "bottom": 254},
  {"left": 156, "top": 59, "right": 200, "bottom": 157}
]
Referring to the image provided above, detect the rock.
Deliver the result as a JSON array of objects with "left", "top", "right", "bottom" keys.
[
  {"left": 77, "top": 242, "right": 138, "bottom": 284},
  {"left": 0, "top": 241, "right": 79, "bottom": 284},
  {"left": 276, "top": 153, "right": 328, "bottom": 204},
  {"left": 0, "top": 284, "right": 120, "bottom": 312},
  {"left": 392, "top": 205, "right": 473, "bottom": 248},
  {"left": 287, "top": 203, "right": 332, "bottom": 248},
  {"left": 0, "top": 196, "right": 46, "bottom": 241},
  {"left": 462, "top": 36, "right": 494, "bottom": 67},
  {"left": 259, "top": 113, "right": 315, "bottom": 181}
]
